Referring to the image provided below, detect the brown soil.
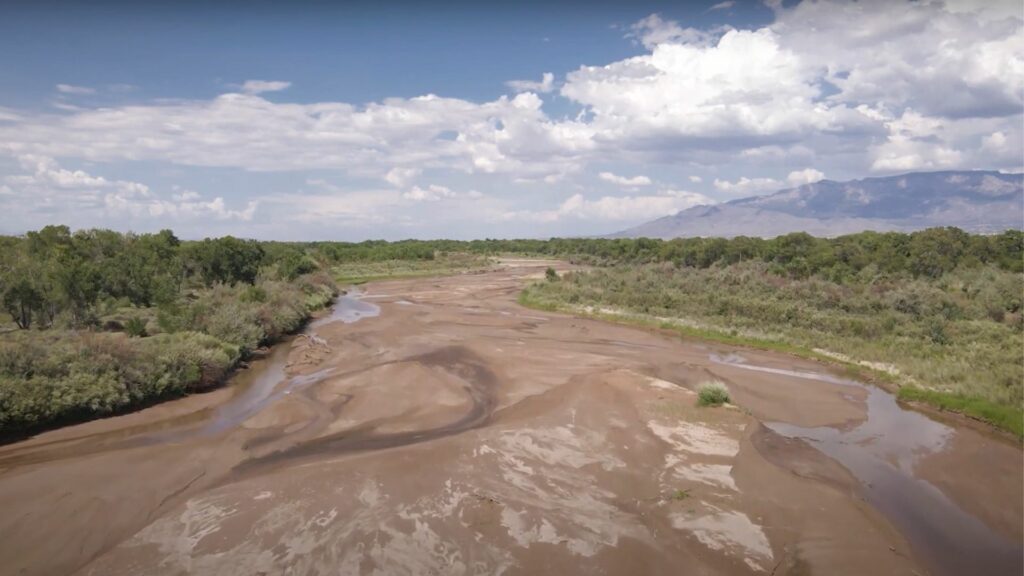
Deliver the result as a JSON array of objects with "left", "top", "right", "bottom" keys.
[{"left": 0, "top": 260, "right": 1019, "bottom": 576}]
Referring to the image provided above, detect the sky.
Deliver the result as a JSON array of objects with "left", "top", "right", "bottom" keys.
[{"left": 0, "top": 0, "right": 1021, "bottom": 240}]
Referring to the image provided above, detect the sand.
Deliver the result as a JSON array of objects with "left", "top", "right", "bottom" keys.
[{"left": 0, "top": 260, "right": 1019, "bottom": 576}]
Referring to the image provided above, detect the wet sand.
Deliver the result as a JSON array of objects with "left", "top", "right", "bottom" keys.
[{"left": 0, "top": 260, "right": 1020, "bottom": 576}]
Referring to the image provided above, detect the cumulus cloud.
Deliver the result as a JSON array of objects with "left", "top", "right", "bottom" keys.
[
  {"left": 55, "top": 84, "right": 95, "bottom": 95},
  {"left": 1, "top": 155, "right": 256, "bottom": 225},
  {"left": 708, "top": 1, "right": 735, "bottom": 11},
  {"left": 599, "top": 171, "right": 652, "bottom": 187},
  {"left": 870, "top": 110, "right": 964, "bottom": 171},
  {"left": 403, "top": 184, "right": 456, "bottom": 202},
  {"left": 385, "top": 167, "right": 421, "bottom": 187},
  {"left": 713, "top": 176, "right": 784, "bottom": 196},
  {"left": 240, "top": 80, "right": 292, "bottom": 94},
  {"left": 785, "top": 168, "right": 825, "bottom": 186},
  {"left": 506, "top": 72, "right": 555, "bottom": 93},
  {"left": 627, "top": 14, "right": 713, "bottom": 49},
  {"left": 0, "top": 91, "right": 581, "bottom": 182},
  {"left": 506, "top": 189, "right": 711, "bottom": 222},
  {"left": 714, "top": 168, "right": 826, "bottom": 196}
]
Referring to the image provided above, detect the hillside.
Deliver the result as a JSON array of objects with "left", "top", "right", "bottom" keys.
[{"left": 614, "top": 171, "right": 1024, "bottom": 238}]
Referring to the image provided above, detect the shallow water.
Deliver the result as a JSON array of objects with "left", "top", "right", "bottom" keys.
[
  {"left": 207, "top": 291, "right": 378, "bottom": 433},
  {"left": 711, "top": 353, "right": 1023, "bottom": 576},
  {"left": 311, "top": 289, "right": 381, "bottom": 327},
  {"left": 151, "top": 292, "right": 375, "bottom": 442}
]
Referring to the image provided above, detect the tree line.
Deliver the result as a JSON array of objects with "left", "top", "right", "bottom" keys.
[{"left": 4, "top": 226, "right": 1021, "bottom": 331}]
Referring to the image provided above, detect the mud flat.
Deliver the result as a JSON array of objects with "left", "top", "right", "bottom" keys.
[{"left": 0, "top": 261, "right": 1019, "bottom": 576}]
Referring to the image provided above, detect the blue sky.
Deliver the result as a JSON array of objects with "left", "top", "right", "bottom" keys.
[{"left": 0, "top": 0, "right": 1020, "bottom": 240}]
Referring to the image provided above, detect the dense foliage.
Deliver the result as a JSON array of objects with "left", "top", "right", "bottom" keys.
[
  {"left": 0, "top": 331, "right": 239, "bottom": 431},
  {"left": 0, "top": 226, "right": 337, "bottom": 434}
]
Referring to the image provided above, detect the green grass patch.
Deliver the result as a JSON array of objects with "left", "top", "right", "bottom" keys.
[
  {"left": 333, "top": 254, "right": 494, "bottom": 284},
  {"left": 697, "top": 382, "right": 731, "bottom": 407},
  {"left": 670, "top": 488, "right": 691, "bottom": 501},
  {"left": 898, "top": 386, "right": 1024, "bottom": 438}
]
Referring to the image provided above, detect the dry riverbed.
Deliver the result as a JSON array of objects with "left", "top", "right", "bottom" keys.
[{"left": 0, "top": 260, "right": 1019, "bottom": 576}]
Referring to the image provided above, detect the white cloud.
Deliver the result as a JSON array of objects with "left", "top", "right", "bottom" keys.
[
  {"left": 771, "top": 0, "right": 1023, "bottom": 120},
  {"left": 0, "top": 91, "right": 580, "bottom": 182},
  {"left": 627, "top": 14, "right": 712, "bottom": 49},
  {"left": 708, "top": 1, "right": 735, "bottom": 12},
  {"left": 870, "top": 109, "right": 964, "bottom": 172},
  {"left": 240, "top": 80, "right": 292, "bottom": 94},
  {"left": 982, "top": 131, "right": 1008, "bottom": 154},
  {"left": 1, "top": 155, "right": 256, "bottom": 224},
  {"left": 384, "top": 167, "right": 421, "bottom": 187},
  {"left": 688, "top": 175, "right": 703, "bottom": 183},
  {"left": 786, "top": 168, "right": 825, "bottom": 186},
  {"left": 713, "top": 168, "right": 826, "bottom": 196},
  {"left": 599, "top": 171, "right": 652, "bottom": 187},
  {"left": 714, "top": 176, "right": 783, "bottom": 196},
  {"left": 506, "top": 189, "right": 711, "bottom": 222},
  {"left": 403, "top": 184, "right": 456, "bottom": 202},
  {"left": 564, "top": 27, "right": 838, "bottom": 153},
  {"left": 55, "top": 84, "right": 95, "bottom": 95},
  {"left": 506, "top": 72, "right": 555, "bottom": 93}
]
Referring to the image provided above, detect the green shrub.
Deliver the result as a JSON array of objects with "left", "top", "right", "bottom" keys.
[
  {"left": 0, "top": 330, "right": 242, "bottom": 433},
  {"left": 698, "top": 382, "right": 731, "bottom": 406},
  {"left": 124, "top": 315, "right": 148, "bottom": 338}
]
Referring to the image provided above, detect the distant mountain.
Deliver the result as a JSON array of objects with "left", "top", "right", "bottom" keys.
[{"left": 612, "top": 171, "right": 1024, "bottom": 239}]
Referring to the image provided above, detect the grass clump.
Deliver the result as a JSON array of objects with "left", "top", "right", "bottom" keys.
[
  {"left": 898, "top": 386, "right": 1023, "bottom": 438},
  {"left": 670, "top": 488, "right": 691, "bottom": 501},
  {"left": 697, "top": 381, "right": 731, "bottom": 407}
]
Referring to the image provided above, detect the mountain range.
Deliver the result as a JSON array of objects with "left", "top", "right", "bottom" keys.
[{"left": 612, "top": 171, "right": 1024, "bottom": 239}]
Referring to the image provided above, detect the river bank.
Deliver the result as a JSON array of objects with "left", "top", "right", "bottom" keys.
[{"left": 0, "top": 261, "right": 1018, "bottom": 576}]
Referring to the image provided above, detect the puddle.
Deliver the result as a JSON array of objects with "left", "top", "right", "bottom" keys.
[
  {"left": 310, "top": 289, "right": 381, "bottom": 327},
  {"left": 712, "top": 353, "right": 1023, "bottom": 576}
]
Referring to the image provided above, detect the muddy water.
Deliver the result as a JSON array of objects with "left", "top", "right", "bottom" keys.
[
  {"left": 713, "top": 353, "right": 1024, "bottom": 576},
  {"left": 311, "top": 288, "right": 381, "bottom": 327}
]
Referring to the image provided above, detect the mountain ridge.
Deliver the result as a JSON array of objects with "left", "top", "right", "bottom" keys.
[{"left": 612, "top": 170, "right": 1024, "bottom": 239}]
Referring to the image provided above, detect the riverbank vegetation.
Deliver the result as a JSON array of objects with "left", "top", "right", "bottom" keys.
[
  {"left": 0, "top": 226, "right": 337, "bottom": 434},
  {"left": 2, "top": 225, "right": 1021, "bottom": 436},
  {"left": 332, "top": 252, "right": 495, "bottom": 284},
  {"left": 520, "top": 230, "right": 1023, "bottom": 436}
]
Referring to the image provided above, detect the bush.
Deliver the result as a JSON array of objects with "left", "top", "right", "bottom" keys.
[
  {"left": 124, "top": 315, "right": 148, "bottom": 338},
  {"left": 698, "top": 381, "right": 731, "bottom": 406},
  {"left": 545, "top": 267, "right": 559, "bottom": 282},
  {"left": 0, "top": 330, "right": 241, "bottom": 433}
]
